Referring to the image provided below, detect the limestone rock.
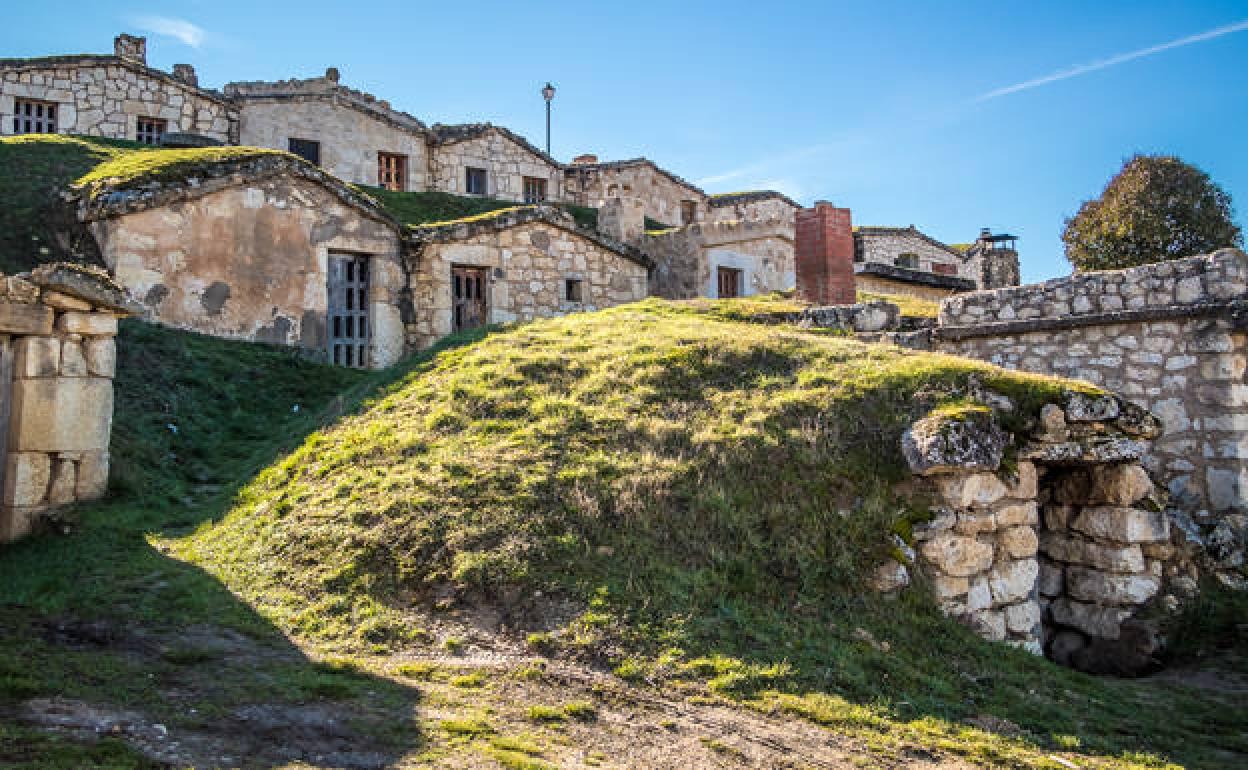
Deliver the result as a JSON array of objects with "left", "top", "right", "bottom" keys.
[
  {"left": 10, "top": 378, "right": 114, "bottom": 452},
  {"left": 84, "top": 338, "right": 117, "bottom": 378},
  {"left": 1070, "top": 506, "right": 1169, "bottom": 544},
  {"left": 1006, "top": 462, "right": 1038, "bottom": 499},
  {"left": 1054, "top": 464, "right": 1154, "bottom": 506},
  {"left": 3, "top": 453, "right": 51, "bottom": 507},
  {"left": 967, "top": 577, "right": 993, "bottom": 611},
  {"left": 935, "top": 473, "right": 1009, "bottom": 509},
  {"left": 1206, "top": 514, "right": 1246, "bottom": 569},
  {"left": 29, "top": 263, "right": 143, "bottom": 314},
  {"left": 929, "top": 573, "right": 969, "bottom": 599},
  {"left": 41, "top": 290, "right": 93, "bottom": 312},
  {"left": 955, "top": 511, "right": 996, "bottom": 535},
  {"left": 995, "top": 501, "right": 1038, "bottom": 527},
  {"left": 1023, "top": 437, "right": 1143, "bottom": 466},
  {"left": 1038, "top": 561, "right": 1063, "bottom": 597},
  {"left": 1065, "top": 566, "right": 1160, "bottom": 605},
  {"left": 921, "top": 534, "right": 994, "bottom": 577},
  {"left": 988, "top": 558, "right": 1038, "bottom": 604},
  {"left": 871, "top": 561, "right": 910, "bottom": 594},
  {"left": 1005, "top": 600, "right": 1041, "bottom": 635},
  {"left": 75, "top": 451, "right": 109, "bottom": 500},
  {"left": 61, "top": 340, "right": 88, "bottom": 377},
  {"left": 1040, "top": 532, "right": 1146, "bottom": 573},
  {"left": 902, "top": 410, "right": 1008, "bottom": 476},
  {"left": 1064, "top": 392, "right": 1119, "bottom": 422},
  {"left": 56, "top": 312, "right": 118, "bottom": 337},
  {"left": 999, "top": 526, "right": 1039, "bottom": 559},
  {"left": 1050, "top": 598, "right": 1130, "bottom": 639},
  {"left": 47, "top": 460, "right": 77, "bottom": 505},
  {"left": 967, "top": 609, "right": 1006, "bottom": 641},
  {"left": 1037, "top": 404, "right": 1069, "bottom": 442},
  {"left": 14, "top": 337, "right": 60, "bottom": 378}
]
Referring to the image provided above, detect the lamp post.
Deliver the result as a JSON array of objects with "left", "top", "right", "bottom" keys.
[{"left": 542, "top": 82, "right": 556, "bottom": 156}]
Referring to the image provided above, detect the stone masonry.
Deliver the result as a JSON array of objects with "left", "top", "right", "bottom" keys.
[
  {"left": 429, "top": 125, "right": 563, "bottom": 203},
  {"left": 644, "top": 218, "right": 796, "bottom": 300},
  {"left": 0, "top": 264, "right": 137, "bottom": 542}
]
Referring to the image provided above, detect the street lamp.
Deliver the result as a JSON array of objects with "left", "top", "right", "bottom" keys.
[{"left": 542, "top": 82, "right": 556, "bottom": 156}]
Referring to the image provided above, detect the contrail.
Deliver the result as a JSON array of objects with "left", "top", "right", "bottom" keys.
[{"left": 974, "top": 17, "right": 1248, "bottom": 102}]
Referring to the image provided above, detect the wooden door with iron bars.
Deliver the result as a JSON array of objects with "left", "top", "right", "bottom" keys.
[
  {"left": 328, "top": 253, "right": 370, "bottom": 368},
  {"left": 452, "top": 266, "right": 489, "bottom": 332}
]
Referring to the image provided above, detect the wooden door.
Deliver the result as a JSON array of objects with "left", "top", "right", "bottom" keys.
[
  {"left": 717, "top": 267, "right": 742, "bottom": 299},
  {"left": 452, "top": 266, "right": 489, "bottom": 332},
  {"left": 328, "top": 253, "right": 370, "bottom": 368}
]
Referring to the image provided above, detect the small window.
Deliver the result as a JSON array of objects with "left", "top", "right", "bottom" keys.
[
  {"left": 681, "top": 200, "right": 698, "bottom": 225},
  {"left": 378, "top": 152, "right": 406, "bottom": 191},
  {"left": 523, "top": 176, "right": 547, "bottom": 204},
  {"left": 565, "top": 278, "right": 583, "bottom": 303},
  {"left": 288, "top": 138, "right": 321, "bottom": 166},
  {"left": 12, "top": 99, "right": 57, "bottom": 134},
  {"left": 136, "top": 117, "right": 166, "bottom": 145},
  {"left": 931, "top": 262, "right": 957, "bottom": 276},
  {"left": 717, "top": 266, "right": 742, "bottom": 299},
  {"left": 895, "top": 252, "right": 920, "bottom": 269},
  {"left": 466, "top": 166, "right": 488, "bottom": 196}
]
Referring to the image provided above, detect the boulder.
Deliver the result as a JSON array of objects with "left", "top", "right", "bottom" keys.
[
  {"left": 935, "top": 473, "right": 1009, "bottom": 509},
  {"left": 903, "top": 409, "right": 1008, "bottom": 476}
]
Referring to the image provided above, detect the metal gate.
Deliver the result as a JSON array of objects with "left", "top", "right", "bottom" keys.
[
  {"left": 452, "top": 266, "right": 489, "bottom": 332},
  {"left": 328, "top": 253, "right": 370, "bottom": 368}
]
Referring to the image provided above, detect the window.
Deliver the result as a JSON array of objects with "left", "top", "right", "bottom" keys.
[
  {"left": 717, "top": 267, "right": 742, "bottom": 299},
  {"left": 136, "top": 117, "right": 166, "bottom": 145},
  {"left": 465, "top": 167, "right": 488, "bottom": 196},
  {"left": 681, "top": 200, "right": 698, "bottom": 225},
  {"left": 894, "top": 253, "right": 920, "bottom": 269},
  {"left": 565, "top": 278, "right": 583, "bottom": 303},
  {"left": 378, "top": 152, "right": 407, "bottom": 191},
  {"left": 288, "top": 138, "right": 321, "bottom": 166},
  {"left": 523, "top": 176, "right": 548, "bottom": 204},
  {"left": 931, "top": 262, "right": 957, "bottom": 276},
  {"left": 12, "top": 99, "right": 57, "bottom": 134}
]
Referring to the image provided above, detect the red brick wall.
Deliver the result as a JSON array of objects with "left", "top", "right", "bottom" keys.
[{"left": 795, "top": 202, "right": 855, "bottom": 305}]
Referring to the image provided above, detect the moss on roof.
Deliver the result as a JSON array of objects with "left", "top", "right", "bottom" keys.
[
  {"left": 75, "top": 145, "right": 291, "bottom": 193},
  {"left": 414, "top": 205, "right": 536, "bottom": 229},
  {"left": 949, "top": 243, "right": 972, "bottom": 254}
]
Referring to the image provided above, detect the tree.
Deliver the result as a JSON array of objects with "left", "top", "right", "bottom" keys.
[{"left": 1062, "top": 154, "right": 1243, "bottom": 272}]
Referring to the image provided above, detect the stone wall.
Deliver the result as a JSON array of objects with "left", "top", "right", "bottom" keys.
[
  {"left": 0, "top": 57, "right": 235, "bottom": 142},
  {"left": 644, "top": 218, "right": 795, "bottom": 300},
  {"left": 935, "top": 250, "right": 1248, "bottom": 534},
  {"left": 233, "top": 96, "right": 429, "bottom": 192},
  {"left": 405, "top": 208, "right": 650, "bottom": 349},
  {"left": 856, "top": 272, "right": 965, "bottom": 303},
  {"left": 707, "top": 193, "right": 799, "bottom": 225},
  {"left": 565, "top": 161, "right": 705, "bottom": 228},
  {"left": 429, "top": 129, "right": 562, "bottom": 203},
  {"left": 897, "top": 393, "right": 1185, "bottom": 673},
  {"left": 83, "top": 166, "right": 408, "bottom": 368},
  {"left": 0, "top": 264, "right": 136, "bottom": 543}
]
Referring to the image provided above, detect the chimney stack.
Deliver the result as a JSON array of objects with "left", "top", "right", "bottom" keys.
[
  {"left": 171, "top": 64, "right": 198, "bottom": 87},
  {"left": 114, "top": 34, "right": 147, "bottom": 65},
  {"left": 795, "top": 202, "right": 855, "bottom": 305}
]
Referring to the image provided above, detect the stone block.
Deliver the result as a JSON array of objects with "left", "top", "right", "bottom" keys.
[
  {"left": 56, "top": 312, "right": 118, "bottom": 337},
  {"left": 920, "top": 533, "right": 994, "bottom": 577},
  {"left": 1040, "top": 532, "right": 1145, "bottom": 573},
  {"left": 936, "top": 473, "right": 1008, "bottom": 509},
  {"left": 14, "top": 337, "right": 60, "bottom": 378},
  {"left": 1206, "top": 467, "right": 1248, "bottom": 511},
  {"left": 1050, "top": 598, "right": 1130, "bottom": 640},
  {"left": 1071, "top": 506, "right": 1170, "bottom": 544},
  {"left": 1043, "top": 504, "right": 1074, "bottom": 530},
  {"left": 929, "top": 573, "right": 969, "bottom": 599},
  {"left": 60, "top": 340, "right": 88, "bottom": 377},
  {"left": 903, "top": 411, "right": 1007, "bottom": 475},
  {"left": 0, "top": 301, "right": 54, "bottom": 335},
  {"left": 1038, "top": 561, "right": 1063, "bottom": 597},
  {"left": 1065, "top": 393, "right": 1119, "bottom": 422},
  {"left": 10, "top": 377, "right": 114, "bottom": 452},
  {"left": 1068, "top": 464, "right": 1154, "bottom": 506},
  {"left": 84, "top": 338, "right": 116, "bottom": 378},
  {"left": 988, "top": 558, "right": 1038, "bottom": 604},
  {"left": 999, "top": 526, "right": 1039, "bottom": 559},
  {"left": 0, "top": 506, "right": 45, "bottom": 542},
  {"left": 1066, "top": 566, "right": 1159, "bottom": 605},
  {"left": 3, "top": 452, "right": 50, "bottom": 506},
  {"left": 967, "top": 577, "right": 992, "bottom": 611},
  {"left": 1006, "top": 462, "right": 1038, "bottom": 499},
  {"left": 955, "top": 510, "right": 996, "bottom": 535},
  {"left": 996, "top": 501, "right": 1039, "bottom": 527},
  {"left": 41, "top": 290, "right": 93, "bottom": 312},
  {"left": 968, "top": 609, "right": 1006, "bottom": 641},
  {"left": 1005, "top": 600, "right": 1041, "bottom": 635},
  {"left": 47, "top": 459, "right": 76, "bottom": 505},
  {"left": 76, "top": 450, "right": 109, "bottom": 500}
]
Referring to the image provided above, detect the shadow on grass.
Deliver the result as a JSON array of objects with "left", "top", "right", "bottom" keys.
[{"left": 0, "top": 320, "right": 496, "bottom": 768}]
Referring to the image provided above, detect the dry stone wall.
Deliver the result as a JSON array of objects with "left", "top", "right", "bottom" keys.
[
  {"left": 0, "top": 264, "right": 137, "bottom": 543},
  {"left": 405, "top": 209, "right": 649, "bottom": 350},
  {"left": 936, "top": 250, "right": 1248, "bottom": 545},
  {"left": 707, "top": 194, "right": 799, "bottom": 224},
  {"left": 0, "top": 58, "right": 235, "bottom": 142}
]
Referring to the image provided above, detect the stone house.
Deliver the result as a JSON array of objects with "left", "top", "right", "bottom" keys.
[
  {"left": 405, "top": 206, "right": 651, "bottom": 349},
  {"left": 707, "top": 191, "right": 800, "bottom": 224},
  {"left": 224, "top": 70, "right": 430, "bottom": 193},
  {"left": 77, "top": 152, "right": 410, "bottom": 369},
  {"left": 564, "top": 156, "right": 708, "bottom": 228},
  {"left": 427, "top": 123, "right": 563, "bottom": 203},
  {"left": 0, "top": 34, "right": 236, "bottom": 145},
  {"left": 853, "top": 225, "right": 1018, "bottom": 300}
]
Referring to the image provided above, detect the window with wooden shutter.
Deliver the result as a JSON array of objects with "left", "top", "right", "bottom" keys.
[
  {"left": 12, "top": 99, "right": 57, "bottom": 134},
  {"left": 681, "top": 200, "right": 698, "bottom": 225},
  {"left": 523, "top": 176, "right": 547, "bottom": 203},
  {"left": 378, "top": 152, "right": 407, "bottom": 191},
  {"left": 136, "top": 117, "right": 167, "bottom": 145}
]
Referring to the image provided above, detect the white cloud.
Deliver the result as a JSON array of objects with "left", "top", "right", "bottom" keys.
[
  {"left": 129, "top": 15, "right": 207, "bottom": 48},
  {"left": 973, "top": 17, "right": 1248, "bottom": 103}
]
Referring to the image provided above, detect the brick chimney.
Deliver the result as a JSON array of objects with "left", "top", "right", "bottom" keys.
[
  {"left": 114, "top": 34, "right": 147, "bottom": 65},
  {"left": 795, "top": 202, "right": 855, "bottom": 305},
  {"left": 572, "top": 154, "right": 599, "bottom": 165}
]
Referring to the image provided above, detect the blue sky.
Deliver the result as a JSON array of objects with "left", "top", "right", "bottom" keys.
[{"left": 5, "top": 1, "right": 1247, "bottom": 282}]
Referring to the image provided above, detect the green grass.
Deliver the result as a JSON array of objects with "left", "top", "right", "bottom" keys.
[
  {"left": 74, "top": 145, "right": 290, "bottom": 193},
  {"left": 356, "top": 186, "right": 607, "bottom": 235}
]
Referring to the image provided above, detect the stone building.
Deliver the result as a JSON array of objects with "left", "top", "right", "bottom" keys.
[
  {"left": 564, "top": 156, "right": 708, "bottom": 228},
  {"left": 427, "top": 124, "right": 563, "bottom": 203},
  {"left": 77, "top": 152, "right": 410, "bottom": 369},
  {"left": 0, "top": 34, "right": 236, "bottom": 145},
  {"left": 225, "top": 69, "right": 430, "bottom": 193},
  {"left": 404, "top": 206, "right": 651, "bottom": 349},
  {"left": 707, "top": 191, "right": 800, "bottom": 225},
  {"left": 853, "top": 224, "right": 1019, "bottom": 299},
  {"left": 643, "top": 212, "right": 796, "bottom": 300}
]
